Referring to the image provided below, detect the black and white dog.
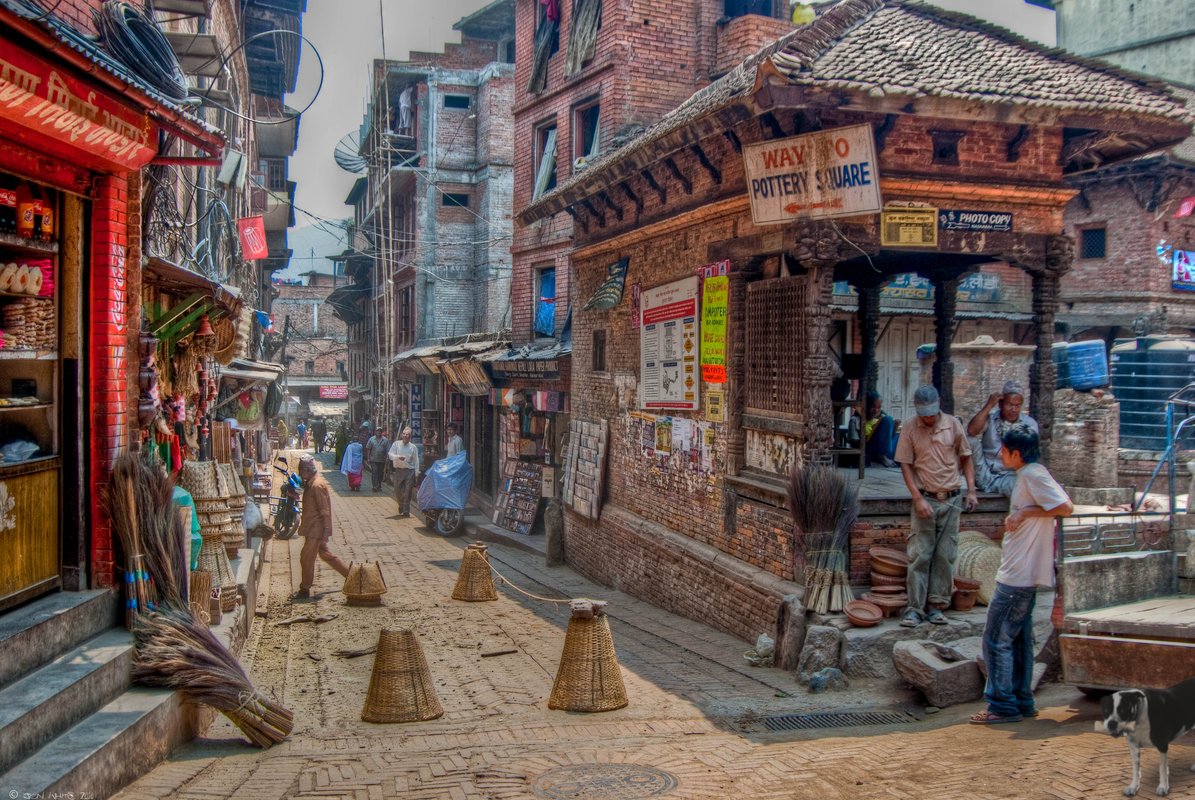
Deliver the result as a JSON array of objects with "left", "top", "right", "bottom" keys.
[{"left": 1098, "top": 679, "right": 1195, "bottom": 797}]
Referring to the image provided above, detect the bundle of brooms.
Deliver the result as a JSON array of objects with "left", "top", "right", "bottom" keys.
[
  {"left": 787, "top": 463, "right": 860, "bottom": 614},
  {"left": 106, "top": 453, "right": 294, "bottom": 747}
]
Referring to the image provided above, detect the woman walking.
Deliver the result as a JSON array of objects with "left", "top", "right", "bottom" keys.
[{"left": 340, "top": 437, "right": 364, "bottom": 491}]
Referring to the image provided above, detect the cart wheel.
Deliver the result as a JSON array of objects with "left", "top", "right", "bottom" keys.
[{"left": 436, "top": 508, "right": 463, "bottom": 536}]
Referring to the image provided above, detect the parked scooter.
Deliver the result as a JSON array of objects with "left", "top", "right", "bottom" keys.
[
  {"left": 271, "top": 458, "right": 303, "bottom": 539},
  {"left": 417, "top": 451, "right": 473, "bottom": 535}
]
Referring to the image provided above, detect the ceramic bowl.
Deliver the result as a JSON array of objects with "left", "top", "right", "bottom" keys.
[
  {"left": 869, "top": 546, "right": 909, "bottom": 577},
  {"left": 869, "top": 570, "right": 907, "bottom": 587},
  {"left": 954, "top": 575, "right": 982, "bottom": 591},
  {"left": 844, "top": 600, "right": 883, "bottom": 628}
]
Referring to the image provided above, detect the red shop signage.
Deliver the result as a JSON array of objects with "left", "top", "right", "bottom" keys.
[
  {"left": 0, "top": 43, "right": 159, "bottom": 171},
  {"left": 319, "top": 385, "right": 348, "bottom": 399}
]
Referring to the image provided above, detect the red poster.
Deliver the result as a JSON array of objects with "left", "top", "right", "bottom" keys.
[
  {"left": 0, "top": 44, "right": 159, "bottom": 171},
  {"left": 237, "top": 216, "right": 268, "bottom": 259}
]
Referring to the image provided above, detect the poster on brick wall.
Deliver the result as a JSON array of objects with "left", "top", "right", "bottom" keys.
[{"left": 640, "top": 277, "right": 700, "bottom": 410}]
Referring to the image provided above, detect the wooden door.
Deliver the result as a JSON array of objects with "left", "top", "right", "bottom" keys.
[
  {"left": 0, "top": 463, "right": 61, "bottom": 611},
  {"left": 877, "top": 318, "right": 934, "bottom": 424}
]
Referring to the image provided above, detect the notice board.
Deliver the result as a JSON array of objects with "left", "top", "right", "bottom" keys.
[{"left": 640, "top": 277, "right": 699, "bottom": 410}]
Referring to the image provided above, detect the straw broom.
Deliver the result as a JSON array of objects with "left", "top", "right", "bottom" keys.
[
  {"left": 786, "top": 464, "right": 860, "bottom": 614},
  {"left": 107, "top": 453, "right": 294, "bottom": 747}
]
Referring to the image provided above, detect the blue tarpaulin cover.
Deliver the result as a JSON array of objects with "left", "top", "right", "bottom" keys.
[{"left": 417, "top": 452, "right": 474, "bottom": 510}]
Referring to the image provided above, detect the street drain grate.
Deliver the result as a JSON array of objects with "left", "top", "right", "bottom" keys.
[
  {"left": 532, "top": 764, "right": 679, "bottom": 799},
  {"left": 763, "top": 710, "right": 918, "bottom": 731}
]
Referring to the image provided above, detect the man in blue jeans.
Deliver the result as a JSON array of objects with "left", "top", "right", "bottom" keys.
[{"left": 971, "top": 424, "right": 1073, "bottom": 724}]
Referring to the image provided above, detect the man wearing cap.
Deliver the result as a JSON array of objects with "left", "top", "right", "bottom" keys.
[
  {"left": 365, "top": 427, "right": 391, "bottom": 493},
  {"left": 895, "top": 385, "right": 979, "bottom": 627},
  {"left": 966, "top": 382, "right": 1039, "bottom": 498},
  {"left": 293, "top": 455, "right": 349, "bottom": 600}
]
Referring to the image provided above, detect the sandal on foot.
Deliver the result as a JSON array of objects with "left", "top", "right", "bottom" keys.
[
  {"left": 970, "top": 710, "right": 1023, "bottom": 725},
  {"left": 900, "top": 610, "right": 923, "bottom": 628},
  {"left": 926, "top": 609, "right": 949, "bottom": 625}
]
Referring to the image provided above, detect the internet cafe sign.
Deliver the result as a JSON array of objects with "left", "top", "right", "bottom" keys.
[
  {"left": 742, "top": 123, "right": 881, "bottom": 225},
  {"left": 0, "top": 45, "right": 159, "bottom": 171}
]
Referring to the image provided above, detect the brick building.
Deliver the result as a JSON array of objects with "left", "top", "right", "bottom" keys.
[
  {"left": 515, "top": 0, "right": 1192, "bottom": 643},
  {"left": 270, "top": 271, "right": 349, "bottom": 422},
  {"left": 330, "top": 3, "right": 516, "bottom": 463}
]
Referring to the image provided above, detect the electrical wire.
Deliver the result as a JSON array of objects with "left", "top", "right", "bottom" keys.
[
  {"left": 189, "top": 29, "right": 325, "bottom": 126},
  {"left": 94, "top": 1, "right": 188, "bottom": 101},
  {"left": 829, "top": 218, "right": 881, "bottom": 273},
  {"left": 7, "top": 0, "right": 66, "bottom": 23}
]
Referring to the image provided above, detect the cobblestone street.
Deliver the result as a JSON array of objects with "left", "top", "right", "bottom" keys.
[{"left": 117, "top": 457, "right": 1195, "bottom": 800}]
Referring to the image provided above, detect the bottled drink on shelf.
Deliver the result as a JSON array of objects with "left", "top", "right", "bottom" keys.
[
  {"left": 0, "top": 176, "right": 16, "bottom": 234},
  {"left": 15, "top": 181, "right": 34, "bottom": 238},
  {"left": 39, "top": 189, "right": 52, "bottom": 242},
  {"left": 31, "top": 185, "right": 43, "bottom": 240}
]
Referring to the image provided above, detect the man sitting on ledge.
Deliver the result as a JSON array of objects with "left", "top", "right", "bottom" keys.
[{"left": 966, "top": 381, "right": 1039, "bottom": 498}]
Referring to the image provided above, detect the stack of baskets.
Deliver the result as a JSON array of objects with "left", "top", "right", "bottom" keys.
[
  {"left": 217, "top": 463, "right": 247, "bottom": 557},
  {"left": 955, "top": 530, "right": 1002, "bottom": 606},
  {"left": 181, "top": 461, "right": 238, "bottom": 612}
]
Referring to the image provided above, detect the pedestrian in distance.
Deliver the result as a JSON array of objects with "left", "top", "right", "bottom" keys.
[
  {"left": 366, "top": 426, "right": 391, "bottom": 493},
  {"left": 971, "top": 424, "right": 1072, "bottom": 725},
  {"left": 445, "top": 422, "right": 464, "bottom": 458},
  {"left": 965, "top": 381, "right": 1039, "bottom": 498},
  {"left": 292, "top": 455, "right": 350, "bottom": 600},
  {"left": 333, "top": 423, "right": 348, "bottom": 466},
  {"left": 340, "top": 437, "right": 364, "bottom": 491},
  {"left": 296, "top": 419, "right": 308, "bottom": 450},
  {"left": 311, "top": 417, "right": 327, "bottom": 453},
  {"left": 895, "top": 384, "right": 978, "bottom": 628},
  {"left": 388, "top": 427, "right": 420, "bottom": 517}
]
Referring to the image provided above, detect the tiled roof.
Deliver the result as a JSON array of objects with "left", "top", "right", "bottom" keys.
[
  {"left": 0, "top": 0, "right": 223, "bottom": 140},
  {"left": 518, "top": 0, "right": 1195, "bottom": 224}
]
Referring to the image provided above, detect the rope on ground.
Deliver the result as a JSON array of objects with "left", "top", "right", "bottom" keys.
[{"left": 486, "top": 563, "right": 571, "bottom": 604}]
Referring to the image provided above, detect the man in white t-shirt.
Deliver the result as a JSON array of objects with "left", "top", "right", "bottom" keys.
[{"left": 971, "top": 424, "right": 1072, "bottom": 726}]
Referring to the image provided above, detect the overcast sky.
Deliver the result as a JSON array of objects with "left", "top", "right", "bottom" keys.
[{"left": 288, "top": 0, "right": 1056, "bottom": 230}]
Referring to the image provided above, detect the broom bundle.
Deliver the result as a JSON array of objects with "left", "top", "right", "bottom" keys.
[
  {"left": 787, "top": 463, "right": 860, "bottom": 614},
  {"left": 108, "top": 453, "right": 294, "bottom": 748},
  {"left": 132, "top": 607, "right": 293, "bottom": 747}
]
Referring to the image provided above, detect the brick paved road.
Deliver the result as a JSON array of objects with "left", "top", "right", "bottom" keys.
[{"left": 118, "top": 454, "right": 1195, "bottom": 800}]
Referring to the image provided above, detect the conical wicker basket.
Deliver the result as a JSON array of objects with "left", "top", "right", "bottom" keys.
[
  {"left": 548, "top": 614, "right": 628, "bottom": 712},
  {"left": 956, "top": 542, "right": 1003, "bottom": 606},
  {"left": 958, "top": 530, "right": 998, "bottom": 550},
  {"left": 189, "top": 569, "right": 212, "bottom": 626},
  {"left": 197, "top": 531, "right": 237, "bottom": 611},
  {"left": 343, "top": 561, "right": 387, "bottom": 606},
  {"left": 452, "top": 544, "right": 498, "bottom": 602},
  {"left": 360, "top": 627, "right": 443, "bottom": 723},
  {"left": 217, "top": 463, "right": 246, "bottom": 498},
  {"left": 180, "top": 461, "right": 221, "bottom": 499}
]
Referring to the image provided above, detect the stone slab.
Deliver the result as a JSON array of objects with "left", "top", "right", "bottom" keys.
[{"left": 893, "top": 640, "right": 985, "bottom": 708}]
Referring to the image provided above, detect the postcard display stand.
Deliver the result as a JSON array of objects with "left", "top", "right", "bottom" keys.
[
  {"left": 562, "top": 420, "right": 608, "bottom": 519},
  {"left": 492, "top": 461, "right": 543, "bottom": 535}
]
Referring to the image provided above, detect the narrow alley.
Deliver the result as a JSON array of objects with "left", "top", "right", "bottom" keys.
[{"left": 117, "top": 454, "right": 1180, "bottom": 800}]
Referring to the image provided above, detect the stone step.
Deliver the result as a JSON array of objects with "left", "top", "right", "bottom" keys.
[
  {"left": 0, "top": 590, "right": 118, "bottom": 688},
  {"left": 0, "top": 628, "right": 134, "bottom": 775},
  {"left": 0, "top": 687, "right": 199, "bottom": 800}
]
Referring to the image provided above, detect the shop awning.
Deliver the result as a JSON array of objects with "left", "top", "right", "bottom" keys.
[
  {"left": 478, "top": 340, "right": 571, "bottom": 382},
  {"left": 144, "top": 257, "right": 245, "bottom": 351},
  {"left": 309, "top": 400, "right": 349, "bottom": 417},
  {"left": 220, "top": 358, "right": 285, "bottom": 382}
]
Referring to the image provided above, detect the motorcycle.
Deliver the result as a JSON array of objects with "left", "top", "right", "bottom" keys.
[
  {"left": 271, "top": 458, "right": 304, "bottom": 540},
  {"left": 417, "top": 451, "right": 472, "bottom": 536}
]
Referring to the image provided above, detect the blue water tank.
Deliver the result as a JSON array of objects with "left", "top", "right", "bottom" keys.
[{"left": 1067, "top": 339, "right": 1109, "bottom": 391}]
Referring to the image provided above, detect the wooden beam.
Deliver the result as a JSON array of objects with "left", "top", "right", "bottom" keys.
[
  {"left": 580, "top": 198, "right": 606, "bottom": 228},
  {"left": 760, "top": 112, "right": 787, "bottom": 140},
  {"left": 149, "top": 292, "right": 206, "bottom": 335},
  {"left": 618, "top": 180, "right": 643, "bottom": 214},
  {"left": 724, "top": 129, "right": 742, "bottom": 153},
  {"left": 663, "top": 157, "right": 692, "bottom": 195},
  {"left": 640, "top": 167, "right": 666, "bottom": 205},
  {"left": 690, "top": 144, "right": 721, "bottom": 185},
  {"left": 564, "top": 206, "right": 588, "bottom": 233},
  {"left": 597, "top": 190, "right": 623, "bottom": 222}
]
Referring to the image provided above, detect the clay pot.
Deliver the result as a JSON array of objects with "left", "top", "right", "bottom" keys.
[
  {"left": 954, "top": 575, "right": 982, "bottom": 592},
  {"left": 951, "top": 588, "right": 978, "bottom": 612},
  {"left": 870, "top": 571, "right": 907, "bottom": 588},
  {"left": 869, "top": 584, "right": 905, "bottom": 595},
  {"left": 869, "top": 547, "right": 909, "bottom": 577},
  {"left": 844, "top": 600, "right": 883, "bottom": 628}
]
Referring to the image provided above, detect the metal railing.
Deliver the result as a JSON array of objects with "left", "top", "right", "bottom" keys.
[{"left": 1057, "top": 511, "right": 1174, "bottom": 560}]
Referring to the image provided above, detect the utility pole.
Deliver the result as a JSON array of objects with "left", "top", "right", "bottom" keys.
[{"left": 280, "top": 315, "right": 293, "bottom": 431}]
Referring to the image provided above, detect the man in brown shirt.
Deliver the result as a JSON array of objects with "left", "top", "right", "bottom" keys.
[
  {"left": 293, "top": 455, "right": 349, "bottom": 600},
  {"left": 894, "top": 385, "right": 978, "bottom": 627}
]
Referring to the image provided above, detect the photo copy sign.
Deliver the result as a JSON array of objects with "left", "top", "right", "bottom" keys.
[
  {"left": 742, "top": 124, "right": 881, "bottom": 225},
  {"left": 641, "top": 277, "right": 700, "bottom": 410}
]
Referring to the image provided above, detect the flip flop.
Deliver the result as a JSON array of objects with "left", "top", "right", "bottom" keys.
[
  {"left": 926, "top": 609, "right": 949, "bottom": 625},
  {"left": 970, "top": 710, "right": 1023, "bottom": 725}
]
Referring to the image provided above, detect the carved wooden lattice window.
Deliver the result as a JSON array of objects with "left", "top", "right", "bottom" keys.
[{"left": 745, "top": 277, "right": 807, "bottom": 417}]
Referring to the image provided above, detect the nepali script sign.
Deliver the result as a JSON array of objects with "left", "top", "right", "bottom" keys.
[
  {"left": 0, "top": 44, "right": 159, "bottom": 171},
  {"left": 742, "top": 124, "right": 881, "bottom": 225}
]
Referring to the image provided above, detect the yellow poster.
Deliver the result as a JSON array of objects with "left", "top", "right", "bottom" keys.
[
  {"left": 705, "top": 390, "right": 724, "bottom": 422},
  {"left": 701, "top": 275, "right": 728, "bottom": 383}
]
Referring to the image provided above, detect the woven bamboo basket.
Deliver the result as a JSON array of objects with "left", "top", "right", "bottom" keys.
[
  {"left": 180, "top": 461, "right": 221, "bottom": 499},
  {"left": 958, "top": 530, "right": 999, "bottom": 550},
  {"left": 452, "top": 544, "right": 498, "bottom": 602},
  {"left": 223, "top": 525, "right": 244, "bottom": 560},
  {"left": 360, "top": 627, "right": 443, "bottom": 723},
  {"left": 956, "top": 542, "right": 1002, "bottom": 606},
  {"left": 343, "top": 561, "right": 388, "bottom": 606},
  {"left": 197, "top": 532, "right": 237, "bottom": 611},
  {"left": 548, "top": 613, "right": 628, "bottom": 712},
  {"left": 189, "top": 569, "right": 212, "bottom": 626},
  {"left": 217, "top": 463, "right": 246, "bottom": 498}
]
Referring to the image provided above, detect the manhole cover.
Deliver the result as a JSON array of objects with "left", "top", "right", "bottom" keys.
[
  {"left": 763, "top": 710, "right": 918, "bottom": 731},
  {"left": 532, "top": 764, "right": 679, "bottom": 799}
]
